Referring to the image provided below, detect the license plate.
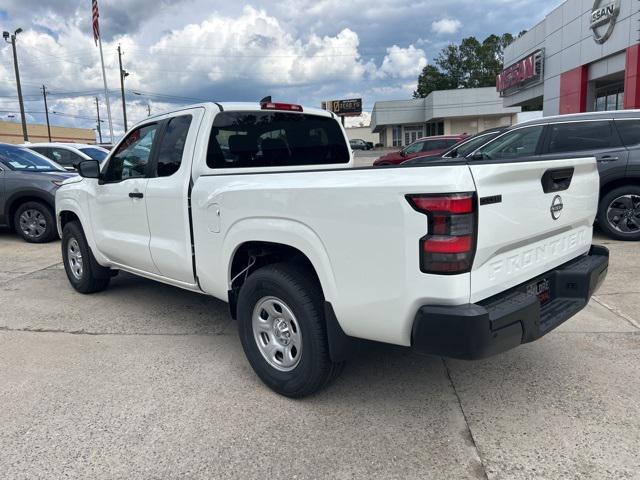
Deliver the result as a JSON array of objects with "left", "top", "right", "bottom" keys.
[{"left": 526, "top": 278, "right": 551, "bottom": 306}]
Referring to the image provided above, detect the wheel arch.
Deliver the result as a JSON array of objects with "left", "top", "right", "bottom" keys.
[
  {"left": 600, "top": 177, "right": 640, "bottom": 198},
  {"left": 6, "top": 190, "right": 54, "bottom": 225},
  {"left": 56, "top": 197, "right": 106, "bottom": 264},
  {"left": 223, "top": 218, "right": 337, "bottom": 305},
  {"left": 227, "top": 238, "right": 351, "bottom": 363}
]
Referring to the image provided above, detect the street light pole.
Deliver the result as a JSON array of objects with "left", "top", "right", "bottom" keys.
[
  {"left": 95, "top": 97, "right": 103, "bottom": 144},
  {"left": 117, "top": 44, "right": 129, "bottom": 131},
  {"left": 41, "top": 85, "right": 52, "bottom": 142},
  {"left": 3, "top": 28, "right": 28, "bottom": 141}
]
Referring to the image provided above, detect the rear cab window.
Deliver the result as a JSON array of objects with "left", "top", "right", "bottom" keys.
[{"left": 206, "top": 111, "right": 349, "bottom": 169}]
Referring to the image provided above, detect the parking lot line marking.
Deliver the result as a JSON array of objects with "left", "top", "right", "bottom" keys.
[{"left": 592, "top": 296, "right": 640, "bottom": 330}]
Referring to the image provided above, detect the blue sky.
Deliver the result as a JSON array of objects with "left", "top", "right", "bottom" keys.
[{"left": 0, "top": 0, "right": 562, "bottom": 134}]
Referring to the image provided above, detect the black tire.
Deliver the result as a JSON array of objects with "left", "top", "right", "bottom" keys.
[
  {"left": 597, "top": 186, "right": 640, "bottom": 241},
  {"left": 237, "top": 262, "right": 344, "bottom": 398},
  {"left": 61, "top": 221, "right": 111, "bottom": 293},
  {"left": 13, "top": 201, "right": 57, "bottom": 243}
]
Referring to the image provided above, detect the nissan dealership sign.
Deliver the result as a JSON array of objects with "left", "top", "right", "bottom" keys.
[
  {"left": 590, "top": 0, "right": 620, "bottom": 44},
  {"left": 496, "top": 50, "right": 544, "bottom": 96}
]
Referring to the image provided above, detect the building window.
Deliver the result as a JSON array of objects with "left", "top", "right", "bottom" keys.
[
  {"left": 403, "top": 125, "right": 424, "bottom": 145},
  {"left": 594, "top": 83, "right": 624, "bottom": 111},
  {"left": 425, "top": 121, "right": 444, "bottom": 137},
  {"left": 392, "top": 125, "right": 402, "bottom": 147}
]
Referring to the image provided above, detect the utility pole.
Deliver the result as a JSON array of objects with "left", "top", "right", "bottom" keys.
[
  {"left": 117, "top": 44, "right": 129, "bottom": 131},
  {"left": 41, "top": 85, "right": 51, "bottom": 142},
  {"left": 3, "top": 28, "right": 28, "bottom": 141},
  {"left": 95, "top": 97, "right": 103, "bottom": 144}
]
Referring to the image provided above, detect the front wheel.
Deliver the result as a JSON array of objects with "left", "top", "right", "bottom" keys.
[
  {"left": 237, "top": 262, "right": 344, "bottom": 398},
  {"left": 597, "top": 186, "right": 640, "bottom": 241},
  {"left": 62, "top": 221, "right": 111, "bottom": 293}
]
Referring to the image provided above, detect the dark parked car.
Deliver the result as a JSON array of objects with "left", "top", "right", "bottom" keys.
[
  {"left": 349, "top": 139, "right": 372, "bottom": 150},
  {"left": 373, "top": 134, "right": 467, "bottom": 166},
  {"left": 465, "top": 111, "right": 640, "bottom": 241},
  {"left": 403, "top": 127, "right": 508, "bottom": 164},
  {"left": 0, "top": 143, "right": 76, "bottom": 243}
]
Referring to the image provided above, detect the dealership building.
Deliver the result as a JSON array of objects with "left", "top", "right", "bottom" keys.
[
  {"left": 0, "top": 120, "right": 96, "bottom": 145},
  {"left": 500, "top": 0, "right": 640, "bottom": 115},
  {"left": 370, "top": 87, "right": 521, "bottom": 147}
]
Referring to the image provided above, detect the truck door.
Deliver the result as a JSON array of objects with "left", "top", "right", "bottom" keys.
[
  {"left": 145, "top": 107, "right": 204, "bottom": 284},
  {"left": 90, "top": 122, "right": 160, "bottom": 273}
]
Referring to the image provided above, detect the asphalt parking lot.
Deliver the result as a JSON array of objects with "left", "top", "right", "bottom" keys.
[{"left": 1, "top": 225, "right": 639, "bottom": 479}]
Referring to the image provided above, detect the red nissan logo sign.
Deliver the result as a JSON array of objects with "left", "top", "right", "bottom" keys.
[{"left": 496, "top": 50, "right": 543, "bottom": 93}]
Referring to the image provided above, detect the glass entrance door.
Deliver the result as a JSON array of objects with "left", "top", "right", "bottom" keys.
[{"left": 404, "top": 126, "right": 423, "bottom": 145}]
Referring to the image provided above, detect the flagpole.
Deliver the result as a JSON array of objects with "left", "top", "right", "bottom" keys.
[{"left": 97, "top": 35, "right": 114, "bottom": 144}]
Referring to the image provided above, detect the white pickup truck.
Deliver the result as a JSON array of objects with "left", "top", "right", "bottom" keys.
[{"left": 56, "top": 101, "right": 609, "bottom": 397}]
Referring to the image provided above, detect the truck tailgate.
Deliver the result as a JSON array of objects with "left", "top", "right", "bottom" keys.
[{"left": 469, "top": 157, "right": 599, "bottom": 303}]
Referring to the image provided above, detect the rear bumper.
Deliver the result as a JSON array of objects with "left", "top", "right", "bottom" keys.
[{"left": 412, "top": 245, "right": 609, "bottom": 360}]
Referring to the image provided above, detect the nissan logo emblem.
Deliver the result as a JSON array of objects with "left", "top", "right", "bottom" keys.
[
  {"left": 551, "top": 195, "right": 564, "bottom": 220},
  {"left": 590, "top": 0, "right": 620, "bottom": 44}
]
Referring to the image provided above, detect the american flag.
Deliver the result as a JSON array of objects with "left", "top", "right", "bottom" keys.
[{"left": 92, "top": 0, "right": 100, "bottom": 45}]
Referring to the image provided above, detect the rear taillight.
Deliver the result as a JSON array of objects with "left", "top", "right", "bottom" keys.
[{"left": 407, "top": 193, "right": 477, "bottom": 275}]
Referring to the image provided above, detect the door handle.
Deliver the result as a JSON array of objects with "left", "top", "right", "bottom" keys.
[
  {"left": 598, "top": 156, "right": 619, "bottom": 163},
  {"left": 541, "top": 167, "right": 574, "bottom": 193},
  {"left": 129, "top": 192, "right": 144, "bottom": 199}
]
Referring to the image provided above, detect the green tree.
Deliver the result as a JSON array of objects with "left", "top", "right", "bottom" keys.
[{"left": 413, "top": 33, "right": 516, "bottom": 98}]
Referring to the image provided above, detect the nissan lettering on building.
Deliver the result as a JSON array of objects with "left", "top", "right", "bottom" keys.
[{"left": 499, "top": 0, "right": 634, "bottom": 115}]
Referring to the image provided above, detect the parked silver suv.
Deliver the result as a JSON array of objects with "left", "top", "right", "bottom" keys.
[
  {"left": 468, "top": 110, "right": 640, "bottom": 241},
  {"left": 0, "top": 143, "right": 75, "bottom": 242}
]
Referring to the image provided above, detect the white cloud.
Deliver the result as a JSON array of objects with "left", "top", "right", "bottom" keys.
[
  {"left": 377, "top": 45, "right": 427, "bottom": 79},
  {"left": 431, "top": 18, "right": 462, "bottom": 35}
]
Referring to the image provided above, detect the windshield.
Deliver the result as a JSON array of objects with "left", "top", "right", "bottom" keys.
[
  {"left": 0, "top": 145, "right": 65, "bottom": 172},
  {"left": 80, "top": 147, "right": 109, "bottom": 162},
  {"left": 455, "top": 132, "right": 502, "bottom": 158}
]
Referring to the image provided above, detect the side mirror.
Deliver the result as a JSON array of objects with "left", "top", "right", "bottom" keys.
[
  {"left": 469, "top": 152, "right": 484, "bottom": 161},
  {"left": 400, "top": 150, "right": 406, "bottom": 157},
  {"left": 77, "top": 160, "right": 100, "bottom": 179}
]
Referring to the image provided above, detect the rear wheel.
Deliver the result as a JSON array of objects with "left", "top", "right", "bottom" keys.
[
  {"left": 62, "top": 221, "right": 111, "bottom": 293},
  {"left": 237, "top": 262, "right": 344, "bottom": 398},
  {"left": 13, "top": 201, "right": 56, "bottom": 243},
  {"left": 597, "top": 186, "right": 640, "bottom": 241}
]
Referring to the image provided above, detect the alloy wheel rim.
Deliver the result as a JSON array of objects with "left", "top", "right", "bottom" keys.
[
  {"left": 252, "top": 296, "right": 303, "bottom": 372},
  {"left": 606, "top": 194, "right": 640, "bottom": 234},
  {"left": 67, "top": 238, "right": 84, "bottom": 280},
  {"left": 19, "top": 209, "right": 46, "bottom": 239}
]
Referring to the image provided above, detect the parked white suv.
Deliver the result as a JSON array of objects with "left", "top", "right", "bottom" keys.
[
  {"left": 22, "top": 143, "right": 109, "bottom": 171},
  {"left": 55, "top": 101, "right": 609, "bottom": 397}
]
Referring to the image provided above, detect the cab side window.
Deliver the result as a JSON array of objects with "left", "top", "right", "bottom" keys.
[
  {"left": 104, "top": 123, "right": 159, "bottom": 182},
  {"left": 155, "top": 115, "right": 192, "bottom": 177},
  {"left": 50, "top": 148, "right": 83, "bottom": 168},
  {"left": 477, "top": 126, "right": 544, "bottom": 160}
]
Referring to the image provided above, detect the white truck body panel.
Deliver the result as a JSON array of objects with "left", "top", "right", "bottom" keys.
[{"left": 191, "top": 165, "right": 476, "bottom": 346}]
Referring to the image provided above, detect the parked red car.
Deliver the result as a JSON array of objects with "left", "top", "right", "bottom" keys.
[{"left": 373, "top": 134, "right": 468, "bottom": 166}]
